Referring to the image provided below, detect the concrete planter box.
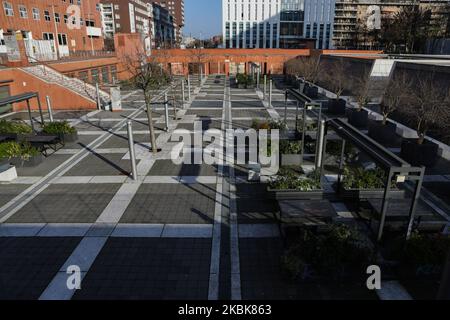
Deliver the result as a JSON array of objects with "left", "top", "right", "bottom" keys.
[
  {"left": 347, "top": 109, "right": 369, "bottom": 129},
  {"left": 0, "top": 163, "right": 17, "bottom": 182},
  {"left": 368, "top": 121, "right": 398, "bottom": 146},
  {"left": 337, "top": 184, "right": 406, "bottom": 200},
  {"left": 10, "top": 154, "right": 44, "bottom": 168},
  {"left": 327, "top": 99, "right": 346, "bottom": 115},
  {"left": 267, "top": 187, "right": 325, "bottom": 200},
  {"left": 58, "top": 131, "right": 78, "bottom": 144},
  {"left": 246, "top": 84, "right": 255, "bottom": 89},
  {"left": 281, "top": 154, "right": 302, "bottom": 166},
  {"left": 401, "top": 139, "right": 439, "bottom": 167},
  {"left": 238, "top": 84, "right": 246, "bottom": 89}
]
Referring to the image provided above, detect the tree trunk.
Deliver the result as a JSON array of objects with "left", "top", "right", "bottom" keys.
[{"left": 145, "top": 93, "right": 158, "bottom": 154}]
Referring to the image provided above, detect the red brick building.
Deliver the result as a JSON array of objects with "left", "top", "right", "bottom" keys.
[{"left": 0, "top": 0, "right": 104, "bottom": 60}]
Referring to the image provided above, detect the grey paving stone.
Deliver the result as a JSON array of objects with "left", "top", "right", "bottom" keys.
[
  {"left": 64, "top": 153, "right": 135, "bottom": 177},
  {"left": 0, "top": 184, "right": 32, "bottom": 208},
  {"left": 232, "top": 109, "right": 270, "bottom": 118},
  {"left": 53, "top": 111, "right": 90, "bottom": 120},
  {"left": 191, "top": 101, "right": 223, "bottom": 109},
  {"left": 75, "top": 120, "right": 118, "bottom": 132},
  {"left": 232, "top": 101, "right": 264, "bottom": 109},
  {"left": 72, "top": 238, "right": 211, "bottom": 300},
  {"left": 98, "top": 134, "right": 155, "bottom": 149},
  {"left": 62, "top": 135, "right": 100, "bottom": 149},
  {"left": 185, "top": 109, "right": 223, "bottom": 117},
  {"left": 6, "top": 184, "right": 121, "bottom": 224},
  {"left": 148, "top": 160, "right": 219, "bottom": 177},
  {"left": 120, "top": 184, "right": 216, "bottom": 224},
  {"left": 16, "top": 155, "right": 73, "bottom": 177},
  {"left": 0, "top": 237, "right": 81, "bottom": 300}
]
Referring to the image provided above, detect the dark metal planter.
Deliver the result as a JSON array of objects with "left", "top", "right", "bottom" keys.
[
  {"left": 58, "top": 131, "right": 78, "bottom": 144},
  {"left": 267, "top": 187, "right": 325, "bottom": 200},
  {"left": 327, "top": 98, "right": 346, "bottom": 115},
  {"left": 347, "top": 109, "right": 368, "bottom": 129},
  {"left": 401, "top": 139, "right": 439, "bottom": 167},
  {"left": 368, "top": 120, "right": 398, "bottom": 146},
  {"left": 10, "top": 154, "right": 44, "bottom": 167},
  {"left": 281, "top": 154, "right": 303, "bottom": 167}
]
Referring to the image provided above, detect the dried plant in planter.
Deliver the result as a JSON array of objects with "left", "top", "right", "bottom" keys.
[
  {"left": 368, "top": 72, "right": 412, "bottom": 145},
  {"left": 348, "top": 68, "right": 372, "bottom": 128},
  {"left": 326, "top": 59, "right": 350, "bottom": 114},
  {"left": 398, "top": 74, "right": 450, "bottom": 167}
]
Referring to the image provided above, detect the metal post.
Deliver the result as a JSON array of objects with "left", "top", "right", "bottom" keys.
[
  {"left": 300, "top": 107, "right": 307, "bottom": 163},
  {"left": 377, "top": 168, "right": 395, "bottom": 242},
  {"left": 295, "top": 100, "right": 300, "bottom": 131},
  {"left": 257, "top": 68, "right": 260, "bottom": 89},
  {"left": 26, "top": 99, "right": 35, "bottom": 133},
  {"left": 164, "top": 93, "right": 170, "bottom": 132},
  {"left": 315, "top": 120, "right": 326, "bottom": 171},
  {"left": 264, "top": 75, "right": 267, "bottom": 99},
  {"left": 181, "top": 79, "right": 186, "bottom": 109},
  {"left": 187, "top": 77, "right": 191, "bottom": 101},
  {"left": 337, "top": 140, "right": 347, "bottom": 188},
  {"left": 127, "top": 121, "right": 138, "bottom": 181},
  {"left": 36, "top": 94, "right": 45, "bottom": 126},
  {"left": 96, "top": 83, "right": 101, "bottom": 110},
  {"left": 284, "top": 91, "right": 288, "bottom": 124},
  {"left": 45, "top": 96, "right": 54, "bottom": 123},
  {"left": 406, "top": 168, "right": 425, "bottom": 240},
  {"left": 269, "top": 80, "right": 272, "bottom": 107}
]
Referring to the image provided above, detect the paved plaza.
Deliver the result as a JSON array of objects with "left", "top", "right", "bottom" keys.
[{"left": 0, "top": 75, "right": 447, "bottom": 300}]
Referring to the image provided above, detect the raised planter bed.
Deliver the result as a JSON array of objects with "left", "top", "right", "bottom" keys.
[
  {"left": 281, "top": 154, "right": 302, "bottom": 167},
  {"left": 368, "top": 120, "right": 398, "bottom": 146},
  {"left": 336, "top": 184, "right": 406, "bottom": 200},
  {"left": 10, "top": 154, "right": 44, "bottom": 168},
  {"left": 401, "top": 139, "right": 439, "bottom": 167},
  {"left": 304, "top": 85, "right": 318, "bottom": 99},
  {"left": 347, "top": 109, "right": 368, "bottom": 129},
  {"left": 55, "top": 131, "right": 78, "bottom": 144},
  {"left": 267, "top": 187, "right": 325, "bottom": 200},
  {"left": 327, "top": 99, "right": 346, "bottom": 115}
]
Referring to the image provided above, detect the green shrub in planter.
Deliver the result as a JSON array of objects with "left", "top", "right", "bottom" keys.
[
  {"left": 392, "top": 232, "right": 450, "bottom": 277},
  {"left": 280, "top": 140, "right": 302, "bottom": 155},
  {"left": 0, "top": 120, "right": 33, "bottom": 134},
  {"left": 0, "top": 141, "right": 40, "bottom": 161},
  {"left": 43, "top": 121, "right": 78, "bottom": 143},
  {"left": 342, "top": 167, "right": 386, "bottom": 190},
  {"left": 269, "top": 170, "right": 321, "bottom": 191},
  {"left": 281, "top": 224, "right": 374, "bottom": 280},
  {"left": 42, "top": 121, "right": 77, "bottom": 135}
]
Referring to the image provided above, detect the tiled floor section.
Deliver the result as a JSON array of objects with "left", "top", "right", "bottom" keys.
[
  {"left": 72, "top": 238, "right": 211, "bottom": 300},
  {"left": 120, "top": 183, "right": 217, "bottom": 224},
  {"left": 0, "top": 237, "right": 81, "bottom": 300},
  {"left": 6, "top": 184, "right": 122, "bottom": 223}
]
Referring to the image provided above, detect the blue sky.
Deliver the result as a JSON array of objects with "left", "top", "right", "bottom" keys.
[{"left": 184, "top": 0, "right": 222, "bottom": 39}]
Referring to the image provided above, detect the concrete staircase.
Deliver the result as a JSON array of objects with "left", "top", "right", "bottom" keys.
[{"left": 20, "top": 65, "right": 111, "bottom": 107}]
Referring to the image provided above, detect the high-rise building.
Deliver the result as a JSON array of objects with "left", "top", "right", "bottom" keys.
[
  {"left": 332, "top": 0, "right": 450, "bottom": 49},
  {"left": 0, "top": 0, "right": 104, "bottom": 58},
  {"left": 152, "top": 0, "right": 184, "bottom": 42},
  {"left": 100, "top": 0, "right": 175, "bottom": 49},
  {"left": 222, "top": 0, "right": 336, "bottom": 49}
]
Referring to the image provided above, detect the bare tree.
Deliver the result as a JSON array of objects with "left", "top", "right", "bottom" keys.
[
  {"left": 326, "top": 58, "right": 350, "bottom": 101},
  {"left": 190, "top": 47, "right": 207, "bottom": 83},
  {"left": 124, "top": 49, "right": 171, "bottom": 154},
  {"left": 380, "top": 72, "right": 412, "bottom": 125},
  {"left": 285, "top": 55, "right": 322, "bottom": 85},
  {"left": 352, "top": 68, "right": 372, "bottom": 111},
  {"left": 399, "top": 74, "right": 450, "bottom": 144}
]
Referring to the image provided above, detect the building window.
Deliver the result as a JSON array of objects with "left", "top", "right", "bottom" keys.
[
  {"left": 44, "top": 10, "right": 50, "bottom": 21},
  {"left": 32, "top": 8, "right": 39, "bottom": 20},
  {"left": 57, "top": 34, "right": 67, "bottom": 46},
  {"left": 91, "top": 69, "right": 100, "bottom": 84},
  {"left": 102, "top": 67, "right": 110, "bottom": 84},
  {"left": 54, "top": 12, "right": 60, "bottom": 23},
  {"left": 19, "top": 5, "right": 27, "bottom": 18},
  {"left": 43, "top": 32, "right": 54, "bottom": 41},
  {"left": 79, "top": 71, "right": 88, "bottom": 82},
  {"left": 3, "top": 1, "right": 13, "bottom": 16}
]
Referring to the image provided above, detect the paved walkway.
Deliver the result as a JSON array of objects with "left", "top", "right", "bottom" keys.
[{"left": 0, "top": 75, "right": 423, "bottom": 300}]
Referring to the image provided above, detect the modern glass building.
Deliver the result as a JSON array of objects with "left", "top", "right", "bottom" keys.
[{"left": 222, "top": 0, "right": 336, "bottom": 49}]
